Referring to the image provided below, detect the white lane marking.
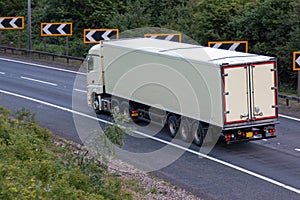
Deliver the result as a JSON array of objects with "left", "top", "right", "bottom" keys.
[
  {"left": 0, "top": 88, "right": 299, "bottom": 195},
  {"left": 279, "top": 114, "right": 300, "bottom": 122},
  {"left": 74, "top": 89, "right": 87, "bottom": 93},
  {"left": 0, "top": 72, "right": 5, "bottom": 75},
  {"left": 21, "top": 76, "right": 58, "bottom": 86},
  {"left": 295, "top": 149, "right": 300, "bottom": 152},
  {"left": 0, "top": 57, "right": 86, "bottom": 75}
]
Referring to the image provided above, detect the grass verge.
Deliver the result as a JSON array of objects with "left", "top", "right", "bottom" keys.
[{"left": 0, "top": 106, "right": 133, "bottom": 199}]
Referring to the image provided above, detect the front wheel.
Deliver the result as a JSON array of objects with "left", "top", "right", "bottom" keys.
[{"left": 92, "top": 96, "right": 100, "bottom": 114}]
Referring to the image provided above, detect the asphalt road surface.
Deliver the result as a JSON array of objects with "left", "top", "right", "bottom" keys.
[{"left": 0, "top": 57, "right": 300, "bottom": 200}]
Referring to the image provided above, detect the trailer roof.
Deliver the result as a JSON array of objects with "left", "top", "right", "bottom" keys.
[{"left": 103, "top": 38, "right": 274, "bottom": 66}]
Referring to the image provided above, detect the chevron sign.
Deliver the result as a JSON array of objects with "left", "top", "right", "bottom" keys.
[
  {"left": 0, "top": 16, "right": 24, "bottom": 30},
  {"left": 41, "top": 22, "right": 72, "bottom": 36},
  {"left": 293, "top": 52, "right": 300, "bottom": 71},
  {"left": 84, "top": 29, "right": 119, "bottom": 44},
  {"left": 208, "top": 41, "right": 248, "bottom": 53},
  {"left": 144, "top": 33, "right": 182, "bottom": 42}
]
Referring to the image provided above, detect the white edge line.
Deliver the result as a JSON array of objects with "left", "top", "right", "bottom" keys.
[
  {"left": 74, "top": 89, "right": 87, "bottom": 93},
  {"left": 295, "top": 149, "right": 300, "bottom": 152},
  {"left": 279, "top": 114, "right": 300, "bottom": 122},
  {"left": 0, "top": 72, "right": 5, "bottom": 75},
  {"left": 0, "top": 88, "right": 299, "bottom": 195},
  {"left": 0, "top": 57, "right": 86, "bottom": 75},
  {"left": 21, "top": 76, "right": 58, "bottom": 86}
]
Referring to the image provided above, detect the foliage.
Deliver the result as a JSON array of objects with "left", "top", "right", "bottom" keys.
[
  {"left": 0, "top": 106, "right": 132, "bottom": 199},
  {"left": 103, "top": 112, "right": 130, "bottom": 148},
  {"left": 0, "top": 0, "right": 299, "bottom": 90}
]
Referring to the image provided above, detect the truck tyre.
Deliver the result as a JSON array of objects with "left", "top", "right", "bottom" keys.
[
  {"left": 179, "top": 118, "right": 191, "bottom": 142},
  {"left": 192, "top": 122, "right": 204, "bottom": 146},
  {"left": 167, "top": 115, "right": 178, "bottom": 138},
  {"left": 120, "top": 101, "right": 130, "bottom": 117},
  {"left": 111, "top": 98, "right": 120, "bottom": 114},
  {"left": 92, "top": 96, "right": 100, "bottom": 114}
]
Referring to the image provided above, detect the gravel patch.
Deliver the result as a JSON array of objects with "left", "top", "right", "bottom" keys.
[
  {"left": 53, "top": 135, "right": 201, "bottom": 200},
  {"left": 108, "top": 158, "right": 201, "bottom": 200}
]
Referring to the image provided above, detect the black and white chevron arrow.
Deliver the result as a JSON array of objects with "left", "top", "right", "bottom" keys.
[
  {"left": 0, "top": 17, "right": 24, "bottom": 30},
  {"left": 208, "top": 41, "right": 248, "bottom": 53},
  {"left": 41, "top": 22, "right": 72, "bottom": 36},
  {"left": 144, "top": 34, "right": 182, "bottom": 42},
  {"left": 84, "top": 29, "right": 118, "bottom": 43},
  {"left": 293, "top": 52, "right": 300, "bottom": 71}
]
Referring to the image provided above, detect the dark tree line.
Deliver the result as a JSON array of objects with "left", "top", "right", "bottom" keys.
[{"left": 0, "top": 0, "right": 299, "bottom": 90}]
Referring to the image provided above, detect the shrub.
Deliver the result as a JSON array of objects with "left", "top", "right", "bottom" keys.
[{"left": 0, "top": 106, "right": 132, "bottom": 199}]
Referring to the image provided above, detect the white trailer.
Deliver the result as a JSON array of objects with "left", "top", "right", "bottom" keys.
[{"left": 85, "top": 38, "right": 278, "bottom": 145}]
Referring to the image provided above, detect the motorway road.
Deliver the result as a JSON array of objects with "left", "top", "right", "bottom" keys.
[{"left": 0, "top": 57, "right": 300, "bottom": 200}]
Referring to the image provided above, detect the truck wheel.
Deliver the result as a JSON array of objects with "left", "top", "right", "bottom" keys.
[
  {"left": 120, "top": 102, "right": 130, "bottom": 117},
  {"left": 192, "top": 122, "right": 204, "bottom": 146},
  {"left": 167, "top": 115, "right": 178, "bottom": 138},
  {"left": 92, "top": 96, "right": 100, "bottom": 114},
  {"left": 111, "top": 99, "right": 120, "bottom": 114},
  {"left": 179, "top": 118, "right": 191, "bottom": 142}
]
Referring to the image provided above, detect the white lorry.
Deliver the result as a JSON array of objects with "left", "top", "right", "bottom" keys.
[{"left": 85, "top": 38, "right": 278, "bottom": 145}]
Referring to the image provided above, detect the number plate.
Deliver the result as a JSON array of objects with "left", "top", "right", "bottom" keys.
[{"left": 246, "top": 132, "right": 253, "bottom": 138}]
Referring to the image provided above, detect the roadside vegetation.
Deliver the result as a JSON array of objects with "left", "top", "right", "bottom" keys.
[
  {"left": 0, "top": 106, "right": 133, "bottom": 199},
  {"left": 0, "top": 0, "right": 300, "bottom": 93}
]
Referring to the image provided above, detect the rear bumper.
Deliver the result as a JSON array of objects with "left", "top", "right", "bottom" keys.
[
  {"left": 223, "top": 119, "right": 279, "bottom": 131},
  {"left": 228, "top": 135, "right": 276, "bottom": 144}
]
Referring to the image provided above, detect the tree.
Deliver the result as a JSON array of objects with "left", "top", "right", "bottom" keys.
[
  {"left": 189, "top": 0, "right": 248, "bottom": 45},
  {"left": 232, "top": 0, "right": 296, "bottom": 89}
]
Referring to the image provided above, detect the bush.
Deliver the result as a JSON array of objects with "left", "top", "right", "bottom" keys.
[{"left": 0, "top": 106, "right": 132, "bottom": 199}]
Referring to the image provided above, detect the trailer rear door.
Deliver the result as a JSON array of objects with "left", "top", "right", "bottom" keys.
[
  {"left": 250, "top": 62, "right": 277, "bottom": 120},
  {"left": 223, "top": 62, "right": 277, "bottom": 124}
]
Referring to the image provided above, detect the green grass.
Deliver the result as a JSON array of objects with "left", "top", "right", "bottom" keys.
[{"left": 0, "top": 106, "right": 132, "bottom": 199}]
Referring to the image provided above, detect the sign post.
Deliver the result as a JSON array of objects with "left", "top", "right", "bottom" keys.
[
  {"left": 0, "top": 16, "right": 24, "bottom": 47},
  {"left": 208, "top": 41, "right": 248, "bottom": 53},
  {"left": 40, "top": 22, "right": 72, "bottom": 55},
  {"left": 293, "top": 51, "right": 300, "bottom": 96},
  {"left": 298, "top": 71, "right": 300, "bottom": 97},
  {"left": 0, "top": 16, "right": 24, "bottom": 30},
  {"left": 144, "top": 33, "right": 182, "bottom": 42},
  {"left": 84, "top": 29, "right": 119, "bottom": 44}
]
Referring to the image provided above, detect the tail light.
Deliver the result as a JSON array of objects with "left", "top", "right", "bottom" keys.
[
  {"left": 131, "top": 110, "right": 138, "bottom": 117},
  {"left": 269, "top": 128, "right": 276, "bottom": 135}
]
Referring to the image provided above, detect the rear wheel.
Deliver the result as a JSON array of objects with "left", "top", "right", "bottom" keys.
[
  {"left": 179, "top": 118, "right": 191, "bottom": 142},
  {"left": 192, "top": 122, "right": 204, "bottom": 146},
  {"left": 111, "top": 98, "right": 120, "bottom": 114},
  {"left": 120, "top": 102, "right": 130, "bottom": 117},
  {"left": 167, "top": 115, "right": 178, "bottom": 138}
]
